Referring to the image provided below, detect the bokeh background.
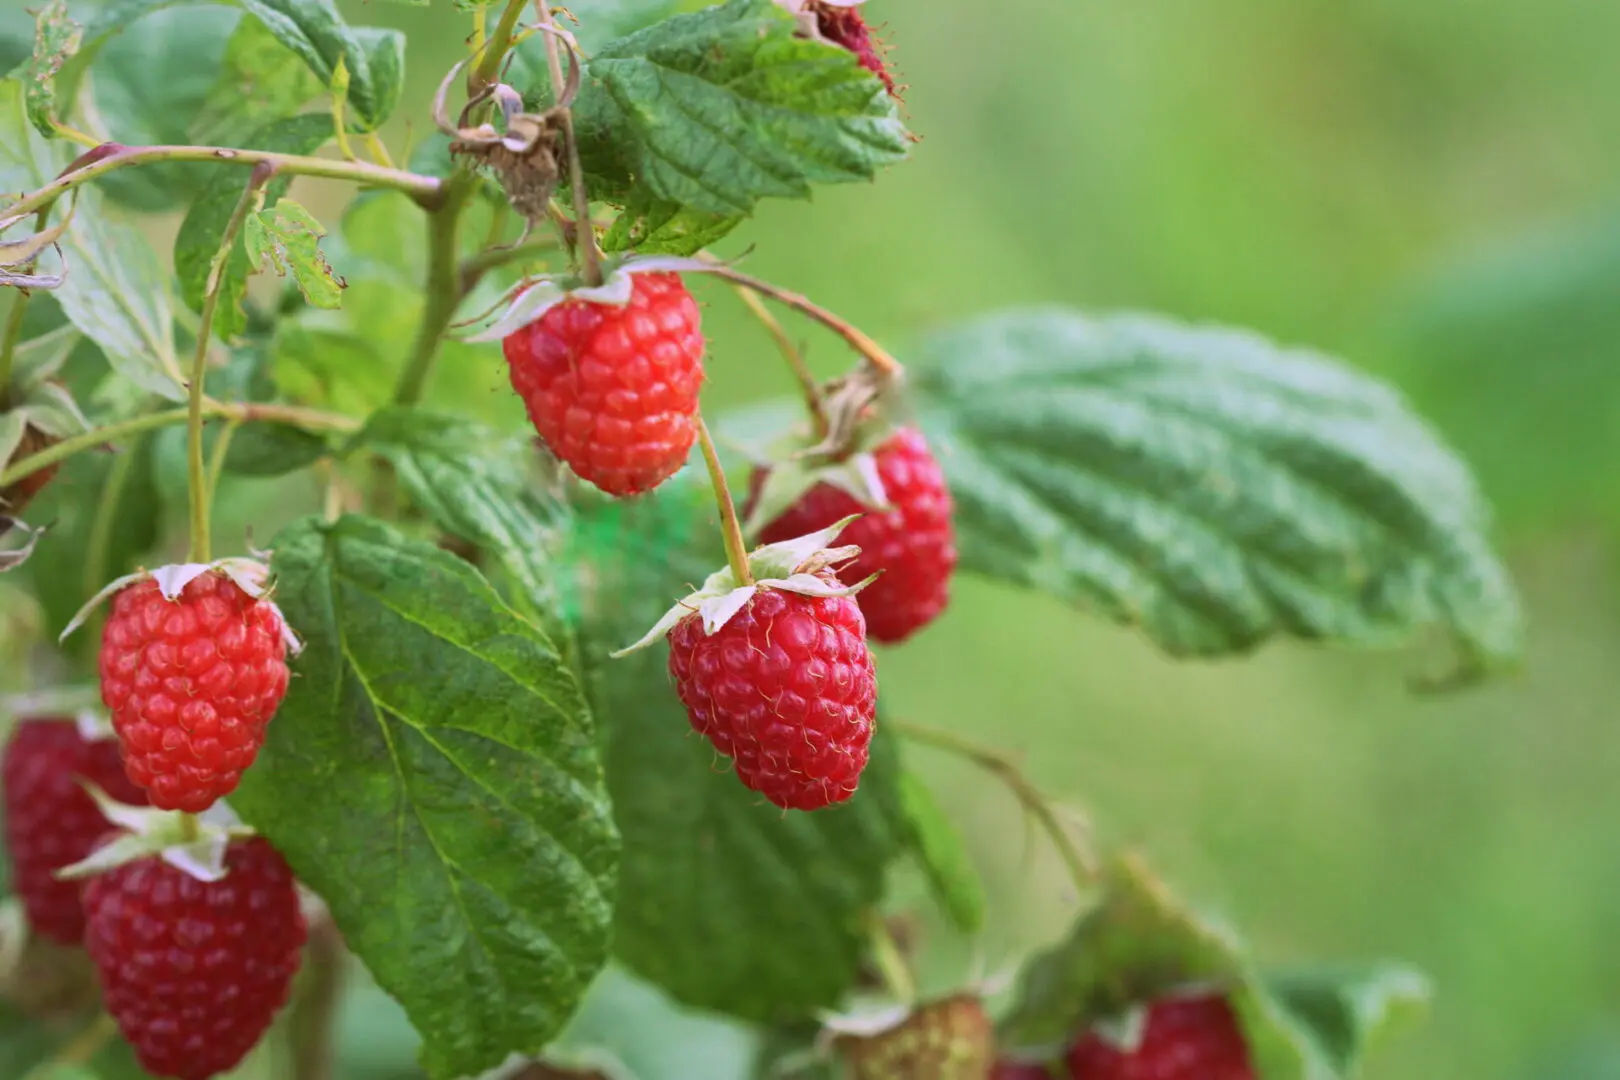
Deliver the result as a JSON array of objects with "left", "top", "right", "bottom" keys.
[{"left": 4, "top": 0, "right": 1620, "bottom": 1077}]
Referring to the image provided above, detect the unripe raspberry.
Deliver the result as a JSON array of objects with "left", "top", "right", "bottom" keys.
[{"left": 502, "top": 272, "right": 705, "bottom": 497}]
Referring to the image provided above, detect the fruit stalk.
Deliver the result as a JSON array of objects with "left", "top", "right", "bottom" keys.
[
  {"left": 540, "top": 3, "right": 604, "bottom": 286},
  {"left": 696, "top": 413, "right": 755, "bottom": 586},
  {"left": 730, "top": 283, "right": 829, "bottom": 438},
  {"left": 471, "top": 0, "right": 531, "bottom": 96},
  {"left": 188, "top": 164, "right": 275, "bottom": 563},
  {"left": 391, "top": 171, "right": 476, "bottom": 407}
]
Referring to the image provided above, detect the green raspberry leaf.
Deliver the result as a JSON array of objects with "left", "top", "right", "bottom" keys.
[
  {"left": 189, "top": 14, "right": 325, "bottom": 144},
  {"left": 998, "top": 854, "right": 1429, "bottom": 1080},
  {"left": 235, "top": 514, "right": 618, "bottom": 1080},
  {"left": 174, "top": 113, "right": 331, "bottom": 340},
  {"left": 20, "top": 0, "right": 80, "bottom": 140},
  {"left": 909, "top": 309, "right": 1524, "bottom": 687},
  {"left": 565, "top": 473, "right": 911, "bottom": 1021},
  {"left": 569, "top": 0, "right": 909, "bottom": 217},
  {"left": 243, "top": 197, "right": 345, "bottom": 309},
  {"left": 601, "top": 192, "right": 743, "bottom": 257}
]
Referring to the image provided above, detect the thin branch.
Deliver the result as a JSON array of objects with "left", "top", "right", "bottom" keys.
[
  {"left": 0, "top": 290, "right": 28, "bottom": 405},
  {"left": 729, "top": 284, "right": 827, "bottom": 439},
  {"left": 864, "top": 911, "right": 917, "bottom": 1003},
  {"left": 472, "top": 0, "right": 531, "bottom": 95},
  {"left": 458, "top": 233, "right": 561, "bottom": 286},
  {"left": 892, "top": 719, "right": 1099, "bottom": 897},
  {"left": 0, "top": 144, "right": 443, "bottom": 225},
  {"left": 539, "top": 5, "right": 602, "bottom": 285},
  {"left": 696, "top": 413, "right": 753, "bottom": 586},
  {"left": 0, "top": 403, "right": 357, "bottom": 491},
  {"left": 204, "top": 416, "right": 243, "bottom": 514},
  {"left": 392, "top": 172, "right": 476, "bottom": 406},
  {"left": 697, "top": 261, "right": 904, "bottom": 379}
]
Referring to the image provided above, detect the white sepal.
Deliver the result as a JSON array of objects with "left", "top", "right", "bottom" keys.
[
  {"left": 816, "top": 999, "right": 913, "bottom": 1040},
  {"left": 611, "top": 516, "right": 868, "bottom": 658},
  {"left": 1088, "top": 1005, "right": 1150, "bottom": 1053},
  {"left": 1, "top": 686, "right": 103, "bottom": 726},
  {"left": 464, "top": 254, "right": 727, "bottom": 342},
  {"left": 55, "top": 785, "right": 255, "bottom": 884},
  {"left": 742, "top": 451, "right": 891, "bottom": 536},
  {"left": 59, "top": 558, "right": 303, "bottom": 656}
]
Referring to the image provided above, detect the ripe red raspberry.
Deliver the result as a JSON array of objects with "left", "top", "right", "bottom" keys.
[
  {"left": 83, "top": 836, "right": 306, "bottom": 1080},
  {"left": 98, "top": 571, "right": 291, "bottom": 812},
  {"left": 1067, "top": 995, "right": 1255, "bottom": 1080},
  {"left": 502, "top": 272, "right": 705, "bottom": 497},
  {"left": 992, "top": 1061, "right": 1060, "bottom": 1080},
  {"left": 1, "top": 720, "right": 149, "bottom": 945},
  {"left": 667, "top": 579, "right": 877, "bottom": 811},
  {"left": 752, "top": 428, "right": 957, "bottom": 644},
  {"left": 811, "top": 2, "right": 897, "bottom": 96}
]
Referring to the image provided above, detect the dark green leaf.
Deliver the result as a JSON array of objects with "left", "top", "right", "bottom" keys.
[
  {"left": 354, "top": 407, "right": 571, "bottom": 636},
  {"left": 189, "top": 14, "right": 324, "bottom": 144},
  {"left": 1263, "top": 965, "right": 1431, "bottom": 1075},
  {"left": 221, "top": 421, "right": 329, "bottom": 476},
  {"left": 898, "top": 772, "right": 986, "bottom": 933},
  {"left": 244, "top": 197, "right": 345, "bottom": 308},
  {"left": 568, "top": 0, "right": 908, "bottom": 216},
  {"left": 602, "top": 192, "right": 742, "bottom": 256},
  {"left": 174, "top": 113, "right": 331, "bottom": 341},
  {"left": 235, "top": 0, "right": 404, "bottom": 130},
  {"left": 235, "top": 514, "right": 617, "bottom": 1080},
  {"left": 909, "top": 310, "right": 1523, "bottom": 686},
  {"left": 21, "top": 0, "right": 80, "bottom": 139},
  {"left": 565, "top": 473, "right": 912, "bottom": 1021},
  {"left": 89, "top": 6, "right": 238, "bottom": 211}
]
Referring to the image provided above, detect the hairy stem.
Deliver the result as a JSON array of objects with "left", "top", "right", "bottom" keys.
[
  {"left": 0, "top": 144, "right": 443, "bottom": 225},
  {"left": 189, "top": 165, "right": 274, "bottom": 563},
  {"left": 0, "top": 403, "right": 357, "bottom": 491},
  {"left": 472, "top": 0, "right": 532, "bottom": 94},
  {"left": 290, "top": 916, "right": 345, "bottom": 1080},
  {"left": 696, "top": 413, "right": 754, "bottom": 586},
  {"left": 892, "top": 719, "right": 1098, "bottom": 896},
  {"left": 699, "top": 262, "right": 904, "bottom": 379},
  {"left": 540, "top": 4, "right": 603, "bottom": 285},
  {"left": 392, "top": 172, "right": 476, "bottom": 407},
  {"left": 730, "top": 284, "right": 828, "bottom": 438}
]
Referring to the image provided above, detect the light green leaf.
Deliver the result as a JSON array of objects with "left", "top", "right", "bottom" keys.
[
  {"left": 189, "top": 14, "right": 324, "bottom": 144},
  {"left": 354, "top": 407, "right": 571, "bottom": 636},
  {"left": 898, "top": 772, "right": 986, "bottom": 933},
  {"left": 0, "top": 75, "right": 58, "bottom": 197},
  {"left": 20, "top": 0, "right": 80, "bottom": 139},
  {"left": 174, "top": 113, "right": 331, "bottom": 340},
  {"left": 234, "top": 514, "right": 618, "bottom": 1080},
  {"left": 909, "top": 309, "right": 1523, "bottom": 686},
  {"left": 570, "top": 0, "right": 908, "bottom": 216},
  {"left": 244, "top": 197, "right": 344, "bottom": 309},
  {"left": 564, "top": 473, "right": 912, "bottom": 1020},
  {"left": 88, "top": 6, "right": 238, "bottom": 211},
  {"left": 602, "top": 192, "right": 742, "bottom": 256},
  {"left": 998, "top": 855, "right": 1428, "bottom": 1080},
  {"left": 1263, "top": 965, "right": 1432, "bottom": 1076},
  {"left": 55, "top": 184, "right": 181, "bottom": 401}
]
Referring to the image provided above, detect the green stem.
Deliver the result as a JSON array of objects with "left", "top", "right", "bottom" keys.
[
  {"left": 0, "top": 402, "right": 356, "bottom": 491},
  {"left": 177, "top": 813, "right": 200, "bottom": 843},
  {"left": 0, "top": 294, "right": 30, "bottom": 406},
  {"left": 81, "top": 439, "right": 140, "bottom": 640},
  {"left": 892, "top": 719, "right": 1099, "bottom": 896},
  {"left": 865, "top": 912, "right": 917, "bottom": 1003},
  {"left": 539, "top": 7, "right": 602, "bottom": 286},
  {"left": 392, "top": 172, "right": 475, "bottom": 407},
  {"left": 205, "top": 417, "right": 243, "bottom": 513},
  {"left": 730, "top": 284, "right": 827, "bottom": 439},
  {"left": 0, "top": 144, "right": 443, "bottom": 224},
  {"left": 696, "top": 413, "right": 753, "bottom": 586},
  {"left": 458, "top": 233, "right": 561, "bottom": 288},
  {"left": 471, "top": 0, "right": 531, "bottom": 94},
  {"left": 189, "top": 165, "right": 273, "bottom": 563},
  {"left": 290, "top": 916, "right": 345, "bottom": 1080}
]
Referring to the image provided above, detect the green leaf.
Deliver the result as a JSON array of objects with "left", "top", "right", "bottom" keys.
[
  {"left": 908, "top": 310, "right": 1523, "bottom": 686},
  {"left": 244, "top": 197, "right": 344, "bottom": 309},
  {"left": 189, "top": 14, "right": 324, "bottom": 144},
  {"left": 565, "top": 473, "right": 911, "bottom": 1021},
  {"left": 898, "top": 772, "right": 986, "bottom": 934},
  {"left": 20, "top": 0, "right": 80, "bottom": 139},
  {"left": 354, "top": 407, "right": 571, "bottom": 635},
  {"left": 55, "top": 184, "right": 181, "bottom": 401},
  {"left": 0, "top": 74, "right": 56, "bottom": 197},
  {"left": 998, "top": 856, "right": 1429, "bottom": 1080},
  {"left": 234, "top": 514, "right": 618, "bottom": 1080},
  {"left": 602, "top": 192, "right": 742, "bottom": 256},
  {"left": 174, "top": 112, "right": 331, "bottom": 340},
  {"left": 570, "top": 0, "right": 908, "bottom": 216},
  {"left": 1263, "top": 965, "right": 1432, "bottom": 1076},
  {"left": 88, "top": 6, "right": 238, "bottom": 211}
]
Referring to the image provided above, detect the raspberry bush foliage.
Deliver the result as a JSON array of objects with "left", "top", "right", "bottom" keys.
[{"left": 0, "top": 0, "right": 1522, "bottom": 1077}]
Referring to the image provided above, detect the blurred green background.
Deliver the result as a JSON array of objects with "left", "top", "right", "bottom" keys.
[{"left": 7, "top": 0, "right": 1620, "bottom": 1076}]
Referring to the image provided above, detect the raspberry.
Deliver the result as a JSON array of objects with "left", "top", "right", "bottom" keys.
[
  {"left": 667, "top": 578, "right": 877, "bottom": 811},
  {"left": 502, "top": 272, "right": 705, "bottom": 497},
  {"left": 98, "top": 570, "right": 291, "bottom": 812},
  {"left": 1, "top": 719, "right": 149, "bottom": 945},
  {"left": 992, "top": 1062, "right": 1061, "bottom": 1080},
  {"left": 1066, "top": 995, "right": 1255, "bottom": 1080},
  {"left": 752, "top": 428, "right": 957, "bottom": 644},
  {"left": 812, "top": 2, "right": 897, "bottom": 96},
  {"left": 83, "top": 836, "right": 306, "bottom": 1080},
  {"left": 837, "top": 995, "right": 996, "bottom": 1079}
]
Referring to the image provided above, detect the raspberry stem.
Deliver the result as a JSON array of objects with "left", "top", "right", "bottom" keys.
[
  {"left": 470, "top": 0, "right": 530, "bottom": 97},
  {"left": 538, "top": 4, "right": 604, "bottom": 287},
  {"left": 696, "top": 413, "right": 755, "bottom": 586},
  {"left": 892, "top": 719, "right": 1099, "bottom": 898},
  {"left": 729, "top": 284, "right": 830, "bottom": 439},
  {"left": 392, "top": 171, "right": 477, "bottom": 407},
  {"left": 865, "top": 911, "right": 918, "bottom": 1002},
  {"left": 188, "top": 164, "right": 276, "bottom": 563}
]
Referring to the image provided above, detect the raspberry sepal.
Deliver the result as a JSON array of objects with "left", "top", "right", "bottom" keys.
[
  {"left": 467, "top": 253, "right": 715, "bottom": 342},
  {"left": 55, "top": 790, "right": 254, "bottom": 884},
  {"left": 58, "top": 556, "right": 301, "bottom": 654}
]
